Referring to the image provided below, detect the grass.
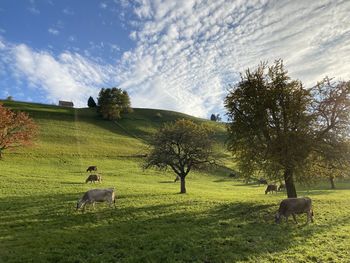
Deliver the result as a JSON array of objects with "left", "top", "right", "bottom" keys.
[{"left": 0, "top": 101, "right": 350, "bottom": 262}]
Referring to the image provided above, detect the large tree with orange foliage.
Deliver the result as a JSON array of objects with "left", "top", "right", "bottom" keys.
[{"left": 0, "top": 103, "right": 37, "bottom": 158}]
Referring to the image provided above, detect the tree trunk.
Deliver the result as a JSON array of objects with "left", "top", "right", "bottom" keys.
[
  {"left": 180, "top": 176, "right": 186, "bottom": 194},
  {"left": 284, "top": 168, "right": 297, "bottom": 198},
  {"left": 329, "top": 175, "right": 335, "bottom": 189}
]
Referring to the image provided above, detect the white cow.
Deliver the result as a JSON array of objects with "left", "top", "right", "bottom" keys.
[{"left": 76, "top": 188, "right": 116, "bottom": 211}]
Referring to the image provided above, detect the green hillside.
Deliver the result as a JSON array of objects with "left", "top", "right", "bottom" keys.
[{"left": 1, "top": 101, "right": 350, "bottom": 262}]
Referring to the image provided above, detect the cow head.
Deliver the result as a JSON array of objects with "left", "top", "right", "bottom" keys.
[
  {"left": 76, "top": 199, "right": 84, "bottom": 210},
  {"left": 275, "top": 213, "right": 282, "bottom": 224}
]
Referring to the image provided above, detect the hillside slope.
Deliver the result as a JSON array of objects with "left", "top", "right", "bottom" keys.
[
  {"left": 1, "top": 100, "right": 229, "bottom": 159},
  {"left": 1, "top": 101, "right": 349, "bottom": 262}
]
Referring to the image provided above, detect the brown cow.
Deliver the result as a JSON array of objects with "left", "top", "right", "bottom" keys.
[
  {"left": 85, "top": 174, "right": 102, "bottom": 183},
  {"left": 278, "top": 183, "right": 285, "bottom": 191},
  {"left": 86, "top": 166, "right": 97, "bottom": 172},
  {"left": 258, "top": 178, "right": 268, "bottom": 186},
  {"left": 265, "top": 184, "right": 277, "bottom": 194}
]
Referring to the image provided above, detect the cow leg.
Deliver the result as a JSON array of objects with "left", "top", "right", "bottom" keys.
[
  {"left": 307, "top": 211, "right": 313, "bottom": 223},
  {"left": 292, "top": 214, "right": 298, "bottom": 224},
  {"left": 311, "top": 209, "right": 314, "bottom": 222}
]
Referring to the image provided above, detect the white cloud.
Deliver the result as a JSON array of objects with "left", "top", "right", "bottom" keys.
[
  {"left": 100, "top": 2, "right": 107, "bottom": 9},
  {"left": 48, "top": 28, "right": 59, "bottom": 35},
  {"left": 62, "top": 8, "right": 74, "bottom": 15},
  {"left": 68, "top": 35, "right": 76, "bottom": 42},
  {"left": 0, "top": 40, "right": 5, "bottom": 50},
  {"left": 115, "top": 0, "right": 350, "bottom": 117},
  {"left": 129, "top": 31, "right": 137, "bottom": 40},
  {"left": 1, "top": 43, "right": 116, "bottom": 107},
  {"left": 28, "top": 6, "right": 40, "bottom": 15}
]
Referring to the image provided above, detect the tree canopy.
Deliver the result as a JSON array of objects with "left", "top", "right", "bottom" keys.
[
  {"left": 144, "top": 119, "right": 215, "bottom": 193},
  {"left": 97, "top": 88, "right": 132, "bottom": 120},
  {"left": 0, "top": 103, "right": 37, "bottom": 158},
  {"left": 87, "top": 96, "right": 97, "bottom": 108},
  {"left": 225, "top": 60, "right": 350, "bottom": 197}
]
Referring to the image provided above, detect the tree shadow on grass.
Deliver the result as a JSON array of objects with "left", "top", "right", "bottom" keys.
[
  {"left": 158, "top": 180, "right": 175, "bottom": 184},
  {"left": 60, "top": 182, "right": 84, "bottom": 185},
  {"left": 0, "top": 193, "right": 347, "bottom": 262},
  {"left": 212, "top": 178, "right": 234, "bottom": 183}
]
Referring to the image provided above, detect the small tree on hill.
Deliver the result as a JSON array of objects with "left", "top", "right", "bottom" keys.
[
  {"left": 144, "top": 119, "right": 215, "bottom": 193},
  {"left": 225, "top": 60, "right": 350, "bottom": 198},
  {"left": 97, "top": 87, "right": 132, "bottom": 120},
  {"left": 0, "top": 103, "right": 37, "bottom": 159},
  {"left": 210, "top": 114, "right": 222, "bottom": 122},
  {"left": 87, "top": 96, "right": 97, "bottom": 108}
]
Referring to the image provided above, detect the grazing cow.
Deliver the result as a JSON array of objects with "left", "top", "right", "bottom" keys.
[
  {"left": 76, "top": 188, "right": 116, "bottom": 211},
  {"left": 229, "top": 172, "right": 237, "bottom": 178},
  {"left": 85, "top": 174, "right": 102, "bottom": 183},
  {"left": 275, "top": 197, "right": 314, "bottom": 224},
  {"left": 174, "top": 175, "right": 180, "bottom": 182},
  {"left": 278, "top": 183, "right": 285, "bottom": 191},
  {"left": 258, "top": 178, "right": 268, "bottom": 186},
  {"left": 86, "top": 166, "right": 97, "bottom": 172},
  {"left": 265, "top": 184, "right": 278, "bottom": 194}
]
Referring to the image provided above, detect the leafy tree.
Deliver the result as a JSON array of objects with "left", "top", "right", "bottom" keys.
[
  {"left": 307, "top": 78, "right": 350, "bottom": 188},
  {"left": 225, "top": 60, "right": 350, "bottom": 198},
  {"left": 0, "top": 103, "right": 37, "bottom": 159},
  {"left": 87, "top": 96, "right": 97, "bottom": 108},
  {"left": 210, "top": 114, "right": 221, "bottom": 122},
  {"left": 97, "top": 88, "right": 132, "bottom": 120},
  {"left": 144, "top": 119, "right": 215, "bottom": 193}
]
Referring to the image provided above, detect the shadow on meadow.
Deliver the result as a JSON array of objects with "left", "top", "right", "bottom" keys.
[
  {"left": 158, "top": 180, "right": 176, "bottom": 184},
  {"left": 0, "top": 192, "right": 344, "bottom": 262}
]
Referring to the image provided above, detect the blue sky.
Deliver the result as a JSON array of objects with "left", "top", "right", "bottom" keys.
[{"left": 0, "top": 0, "right": 349, "bottom": 118}]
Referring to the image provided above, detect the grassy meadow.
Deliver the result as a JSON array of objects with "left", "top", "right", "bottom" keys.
[{"left": 0, "top": 101, "right": 350, "bottom": 262}]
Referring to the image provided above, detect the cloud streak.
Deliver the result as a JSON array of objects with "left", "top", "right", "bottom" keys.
[{"left": 116, "top": 0, "right": 350, "bottom": 117}]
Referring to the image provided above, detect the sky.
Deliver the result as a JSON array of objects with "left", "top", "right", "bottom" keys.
[{"left": 0, "top": 0, "right": 349, "bottom": 118}]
